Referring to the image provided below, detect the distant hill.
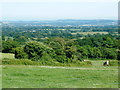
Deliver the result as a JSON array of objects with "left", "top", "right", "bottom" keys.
[{"left": 2, "top": 19, "right": 117, "bottom": 26}]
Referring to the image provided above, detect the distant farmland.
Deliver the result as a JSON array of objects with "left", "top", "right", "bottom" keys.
[{"left": 71, "top": 32, "right": 108, "bottom": 35}]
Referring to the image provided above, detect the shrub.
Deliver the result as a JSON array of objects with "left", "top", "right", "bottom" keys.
[
  {"left": 2, "top": 40, "right": 19, "bottom": 53},
  {"left": 24, "top": 41, "right": 54, "bottom": 61},
  {"left": 14, "top": 47, "right": 28, "bottom": 59},
  {"left": 2, "top": 59, "right": 41, "bottom": 65},
  {"left": 109, "top": 60, "right": 120, "bottom": 66},
  {"left": 2, "top": 58, "right": 92, "bottom": 66}
]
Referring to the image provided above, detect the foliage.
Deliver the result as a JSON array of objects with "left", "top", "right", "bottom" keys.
[
  {"left": 2, "top": 40, "right": 19, "bottom": 53},
  {"left": 11, "top": 34, "right": 118, "bottom": 64},
  {"left": 14, "top": 47, "right": 28, "bottom": 59},
  {"left": 2, "top": 59, "right": 40, "bottom": 65},
  {"left": 2, "top": 58, "right": 92, "bottom": 66},
  {"left": 109, "top": 60, "right": 120, "bottom": 66},
  {"left": 24, "top": 41, "right": 54, "bottom": 61},
  {"left": 2, "top": 22, "right": 119, "bottom": 63}
]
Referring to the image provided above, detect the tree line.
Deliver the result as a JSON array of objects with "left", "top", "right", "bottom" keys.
[{"left": 2, "top": 34, "right": 119, "bottom": 64}]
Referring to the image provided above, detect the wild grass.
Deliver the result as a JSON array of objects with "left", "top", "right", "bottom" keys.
[
  {"left": 2, "top": 65, "right": 118, "bottom": 88},
  {"left": 1, "top": 53, "right": 118, "bottom": 88},
  {"left": 0, "top": 53, "right": 14, "bottom": 60}
]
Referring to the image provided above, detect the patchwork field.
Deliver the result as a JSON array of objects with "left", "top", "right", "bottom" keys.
[{"left": 71, "top": 32, "right": 108, "bottom": 35}]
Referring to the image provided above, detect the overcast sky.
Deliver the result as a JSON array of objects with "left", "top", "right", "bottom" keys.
[{"left": 0, "top": 0, "right": 119, "bottom": 21}]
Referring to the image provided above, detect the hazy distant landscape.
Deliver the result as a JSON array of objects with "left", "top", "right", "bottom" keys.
[
  {"left": 1, "top": 0, "right": 119, "bottom": 88},
  {"left": 1, "top": 19, "right": 119, "bottom": 88}
]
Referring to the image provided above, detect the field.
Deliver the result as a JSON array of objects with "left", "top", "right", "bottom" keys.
[
  {"left": 1, "top": 53, "right": 119, "bottom": 88},
  {"left": 2, "top": 65, "right": 118, "bottom": 88},
  {"left": 71, "top": 32, "right": 108, "bottom": 35},
  {"left": 0, "top": 53, "right": 14, "bottom": 60}
]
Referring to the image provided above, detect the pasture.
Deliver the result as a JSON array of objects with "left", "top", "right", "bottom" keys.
[
  {"left": 2, "top": 65, "right": 118, "bottom": 88},
  {"left": 0, "top": 53, "right": 14, "bottom": 60},
  {"left": 1, "top": 53, "right": 119, "bottom": 88},
  {"left": 71, "top": 32, "right": 108, "bottom": 35}
]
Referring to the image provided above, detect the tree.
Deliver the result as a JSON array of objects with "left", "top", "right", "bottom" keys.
[
  {"left": 93, "top": 47, "right": 102, "bottom": 58},
  {"left": 77, "top": 46, "right": 88, "bottom": 59},
  {"left": 2, "top": 40, "right": 19, "bottom": 53},
  {"left": 24, "top": 41, "right": 54, "bottom": 61},
  {"left": 48, "top": 38, "right": 67, "bottom": 63},
  {"left": 15, "top": 47, "right": 28, "bottom": 59},
  {"left": 102, "top": 36, "right": 114, "bottom": 48},
  {"left": 101, "top": 48, "right": 117, "bottom": 59},
  {"left": 14, "top": 36, "right": 27, "bottom": 45}
]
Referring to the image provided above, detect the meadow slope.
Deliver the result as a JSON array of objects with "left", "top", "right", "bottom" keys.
[{"left": 2, "top": 65, "right": 118, "bottom": 88}]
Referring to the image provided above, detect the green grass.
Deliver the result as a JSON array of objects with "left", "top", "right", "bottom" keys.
[
  {"left": 0, "top": 65, "right": 1, "bottom": 89},
  {"left": 0, "top": 53, "right": 14, "bottom": 60},
  {"left": 0, "top": 53, "right": 14, "bottom": 65},
  {"left": 2, "top": 65, "right": 118, "bottom": 88},
  {"left": 1, "top": 53, "right": 119, "bottom": 88}
]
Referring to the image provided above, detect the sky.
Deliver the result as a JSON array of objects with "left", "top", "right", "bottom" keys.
[{"left": 0, "top": 0, "right": 119, "bottom": 21}]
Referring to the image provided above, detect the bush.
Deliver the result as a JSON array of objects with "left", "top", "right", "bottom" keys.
[
  {"left": 2, "top": 59, "right": 41, "bottom": 65},
  {"left": 2, "top": 58, "right": 92, "bottom": 66},
  {"left": 109, "top": 60, "right": 120, "bottom": 66},
  {"left": 2, "top": 40, "right": 19, "bottom": 53},
  {"left": 24, "top": 41, "right": 54, "bottom": 61},
  {"left": 14, "top": 47, "right": 28, "bottom": 59}
]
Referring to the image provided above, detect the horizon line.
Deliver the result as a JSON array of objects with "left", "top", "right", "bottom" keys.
[{"left": 1, "top": 19, "right": 118, "bottom": 22}]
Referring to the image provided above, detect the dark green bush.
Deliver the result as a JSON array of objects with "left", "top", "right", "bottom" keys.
[{"left": 14, "top": 47, "right": 28, "bottom": 59}]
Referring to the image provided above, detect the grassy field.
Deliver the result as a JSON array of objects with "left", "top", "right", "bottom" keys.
[
  {"left": 0, "top": 53, "right": 14, "bottom": 60},
  {"left": 1, "top": 53, "right": 119, "bottom": 88},
  {"left": 71, "top": 32, "right": 108, "bottom": 35},
  {"left": 2, "top": 65, "right": 118, "bottom": 88}
]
